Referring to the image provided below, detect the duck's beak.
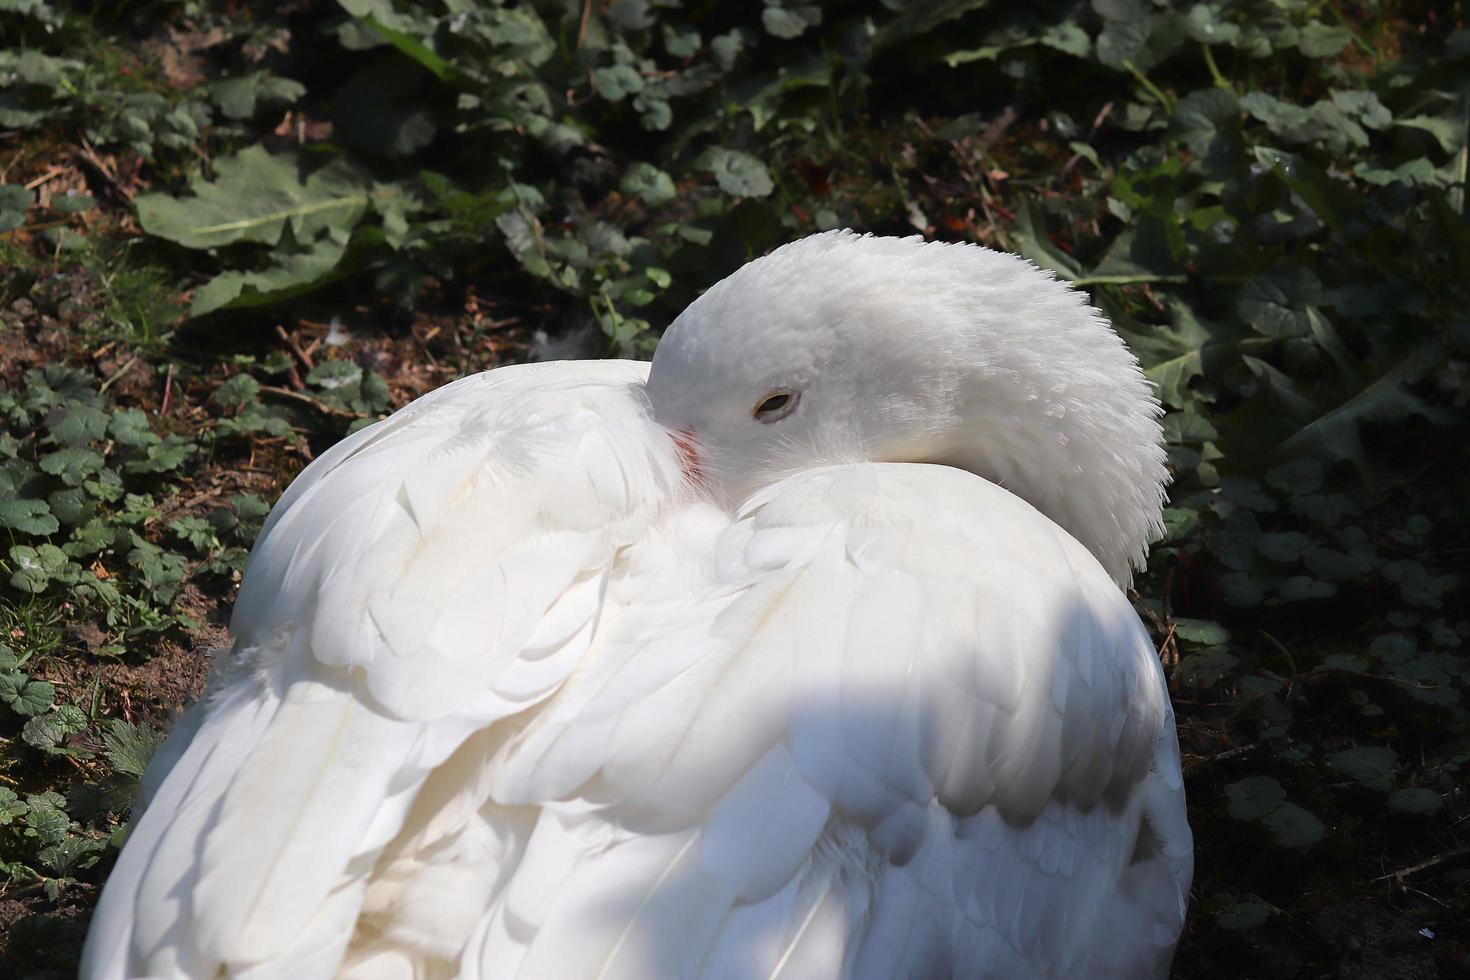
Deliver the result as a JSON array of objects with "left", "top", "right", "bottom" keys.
[{"left": 669, "top": 427, "right": 706, "bottom": 490}]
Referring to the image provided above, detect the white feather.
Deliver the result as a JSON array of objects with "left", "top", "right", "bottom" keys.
[{"left": 83, "top": 234, "right": 1190, "bottom": 980}]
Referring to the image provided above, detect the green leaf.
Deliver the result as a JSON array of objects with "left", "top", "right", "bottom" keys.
[
  {"left": 1394, "top": 115, "right": 1465, "bottom": 154},
  {"left": 23, "top": 803, "right": 69, "bottom": 844},
  {"left": 0, "top": 183, "right": 32, "bottom": 232},
  {"left": 1041, "top": 22, "right": 1090, "bottom": 57},
  {"left": 593, "top": 64, "right": 644, "bottom": 101},
  {"left": 1170, "top": 88, "right": 1239, "bottom": 156},
  {"left": 122, "top": 435, "right": 196, "bottom": 475},
  {"left": 1330, "top": 90, "right": 1391, "bottom": 131},
  {"left": 698, "top": 147, "right": 774, "bottom": 198},
  {"left": 109, "top": 409, "right": 159, "bottom": 448},
  {"left": 1261, "top": 803, "right": 1325, "bottom": 848},
  {"left": 212, "top": 374, "right": 262, "bottom": 410},
  {"left": 0, "top": 499, "right": 59, "bottom": 535},
  {"left": 1173, "top": 618, "right": 1228, "bottom": 645},
  {"left": 1278, "top": 575, "right": 1336, "bottom": 601},
  {"left": 8, "top": 543, "right": 73, "bottom": 593},
  {"left": 1237, "top": 267, "right": 1321, "bottom": 339},
  {"left": 102, "top": 719, "right": 166, "bottom": 778},
  {"left": 0, "top": 787, "right": 26, "bottom": 825},
  {"left": 1180, "top": 4, "right": 1240, "bottom": 46},
  {"left": 621, "top": 163, "right": 676, "bottom": 207},
  {"left": 210, "top": 72, "right": 306, "bottom": 120},
  {"left": 136, "top": 146, "right": 373, "bottom": 250},
  {"left": 1330, "top": 746, "right": 1397, "bottom": 792},
  {"left": 4, "top": 678, "right": 55, "bottom": 717},
  {"left": 1177, "top": 648, "right": 1238, "bottom": 687},
  {"left": 1227, "top": 776, "right": 1287, "bottom": 821},
  {"left": 127, "top": 539, "right": 188, "bottom": 603},
  {"left": 21, "top": 704, "right": 87, "bottom": 752},
  {"left": 662, "top": 23, "right": 701, "bottom": 58},
  {"left": 1218, "top": 901, "right": 1269, "bottom": 931},
  {"left": 46, "top": 401, "right": 109, "bottom": 446},
  {"left": 194, "top": 231, "right": 352, "bottom": 317},
  {"left": 1297, "top": 22, "right": 1351, "bottom": 57},
  {"left": 1232, "top": 347, "right": 1453, "bottom": 479},
  {"left": 168, "top": 516, "right": 216, "bottom": 554},
  {"left": 762, "top": 5, "right": 819, "bottom": 40},
  {"left": 1121, "top": 301, "right": 1252, "bottom": 410},
  {"left": 359, "top": 14, "right": 458, "bottom": 82},
  {"left": 39, "top": 447, "right": 105, "bottom": 486},
  {"left": 50, "top": 191, "right": 93, "bottom": 215},
  {"left": 1387, "top": 788, "right": 1442, "bottom": 815},
  {"left": 1010, "top": 198, "right": 1082, "bottom": 279},
  {"left": 39, "top": 835, "right": 106, "bottom": 874}
]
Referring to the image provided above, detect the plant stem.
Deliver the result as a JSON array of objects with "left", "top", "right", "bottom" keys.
[{"left": 1123, "top": 60, "right": 1174, "bottom": 114}]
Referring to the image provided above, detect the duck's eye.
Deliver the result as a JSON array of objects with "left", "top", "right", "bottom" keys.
[{"left": 753, "top": 390, "right": 799, "bottom": 423}]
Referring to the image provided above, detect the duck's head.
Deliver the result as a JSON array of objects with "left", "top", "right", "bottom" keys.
[{"left": 645, "top": 230, "right": 1168, "bottom": 587}]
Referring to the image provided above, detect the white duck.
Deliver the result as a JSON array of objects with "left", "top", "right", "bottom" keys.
[{"left": 82, "top": 231, "right": 1192, "bottom": 979}]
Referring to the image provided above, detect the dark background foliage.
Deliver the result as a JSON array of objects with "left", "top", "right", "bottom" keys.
[{"left": 1, "top": 0, "right": 1467, "bottom": 976}]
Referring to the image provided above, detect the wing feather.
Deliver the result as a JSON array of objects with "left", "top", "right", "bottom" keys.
[
  {"left": 468, "top": 461, "right": 1187, "bottom": 978},
  {"left": 82, "top": 360, "right": 683, "bottom": 980}
]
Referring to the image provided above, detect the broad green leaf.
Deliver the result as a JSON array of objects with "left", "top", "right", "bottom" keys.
[
  {"left": 1395, "top": 115, "right": 1465, "bottom": 154},
  {"left": 1010, "top": 198, "right": 1081, "bottom": 279},
  {"left": 662, "top": 23, "right": 701, "bottom": 58},
  {"left": 39, "top": 836, "right": 106, "bottom": 874},
  {"left": 4, "top": 679, "right": 55, "bottom": 717},
  {"left": 762, "top": 5, "right": 819, "bottom": 40},
  {"left": 0, "top": 499, "right": 59, "bottom": 535},
  {"left": 1261, "top": 802, "right": 1325, "bottom": 847},
  {"left": 1120, "top": 301, "right": 1256, "bottom": 410},
  {"left": 1329, "top": 746, "right": 1397, "bottom": 792},
  {"left": 1388, "top": 788, "right": 1442, "bottom": 815},
  {"left": 1330, "top": 90, "right": 1391, "bottom": 130},
  {"left": 210, "top": 72, "right": 306, "bottom": 120},
  {"left": 1226, "top": 776, "right": 1286, "bottom": 821},
  {"left": 191, "top": 232, "right": 351, "bottom": 316},
  {"left": 871, "top": 0, "right": 994, "bottom": 52},
  {"left": 1177, "top": 648, "right": 1238, "bottom": 687},
  {"left": 212, "top": 374, "right": 262, "bottom": 410},
  {"left": 137, "top": 146, "right": 373, "bottom": 249},
  {"left": 1218, "top": 901, "right": 1269, "bottom": 931},
  {"left": 698, "top": 147, "right": 774, "bottom": 198},
  {"left": 1173, "top": 618, "right": 1228, "bottom": 645},
  {"left": 0, "top": 183, "right": 31, "bottom": 232},
  {"left": 122, "top": 435, "right": 195, "bottom": 474},
  {"left": 1170, "top": 88, "right": 1239, "bottom": 156},
  {"left": 23, "top": 803, "right": 69, "bottom": 844},
  {"left": 1296, "top": 22, "right": 1351, "bottom": 57},
  {"left": 593, "top": 64, "right": 644, "bottom": 101},
  {"left": 103, "top": 720, "right": 166, "bottom": 778},
  {"left": 8, "top": 543, "right": 73, "bottom": 593},
  {"left": 39, "top": 447, "right": 105, "bottom": 486},
  {"left": 22, "top": 704, "right": 87, "bottom": 752},
  {"left": 621, "top": 163, "right": 676, "bottom": 207},
  {"left": 1237, "top": 267, "right": 1321, "bottom": 339},
  {"left": 359, "top": 15, "right": 458, "bottom": 82},
  {"left": 108, "top": 409, "right": 159, "bottom": 448},
  {"left": 0, "top": 787, "right": 25, "bottom": 825},
  {"left": 1180, "top": 4, "right": 1240, "bottom": 46},
  {"left": 46, "top": 402, "right": 109, "bottom": 446},
  {"left": 1232, "top": 347, "right": 1454, "bottom": 479}
]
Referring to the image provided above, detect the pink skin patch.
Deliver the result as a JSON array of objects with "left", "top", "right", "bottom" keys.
[{"left": 670, "top": 427, "right": 707, "bottom": 490}]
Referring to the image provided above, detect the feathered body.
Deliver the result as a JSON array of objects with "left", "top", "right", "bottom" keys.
[{"left": 83, "top": 233, "right": 1191, "bottom": 979}]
